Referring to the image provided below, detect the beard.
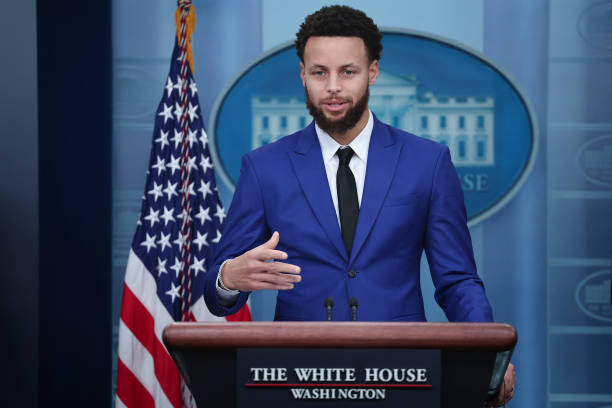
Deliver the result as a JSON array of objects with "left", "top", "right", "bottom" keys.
[{"left": 305, "top": 86, "right": 369, "bottom": 136}]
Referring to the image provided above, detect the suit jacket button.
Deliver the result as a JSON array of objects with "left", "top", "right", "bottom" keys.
[{"left": 348, "top": 269, "right": 357, "bottom": 278}]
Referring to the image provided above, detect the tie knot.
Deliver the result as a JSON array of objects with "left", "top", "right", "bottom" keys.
[{"left": 337, "top": 147, "right": 354, "bottom": 167}]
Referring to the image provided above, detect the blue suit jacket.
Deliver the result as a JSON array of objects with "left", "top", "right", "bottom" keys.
[{"left": 204, "top": 117, "right": 493, "bottom": 322}]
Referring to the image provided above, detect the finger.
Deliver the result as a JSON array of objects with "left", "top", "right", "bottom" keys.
[
  {"left": 258, "top": 248, "right": 289, "bottom": 261},
  {"left": 263, "top": 261, "right": 301, "bottom": 274},
  {"left": 251, "top": 271, "right": 301, "bottom": 285},
  {"left": 261, "top": 231, "right": 280, "bottom": 249}
]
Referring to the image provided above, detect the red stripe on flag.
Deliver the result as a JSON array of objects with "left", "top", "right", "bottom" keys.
[
  {"left": 226, "top": 304, "right": 252, "bottom": 321},
  {"left": 120, "top": 284, "right": 182, "bottom": 408},
  {"left": 116, "top": 359, "right": 155, "bottom": 408}
]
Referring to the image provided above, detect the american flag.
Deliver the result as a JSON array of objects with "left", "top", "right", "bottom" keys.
[{"left": 116, "top": 3, "right": 251, "bottom": 407}]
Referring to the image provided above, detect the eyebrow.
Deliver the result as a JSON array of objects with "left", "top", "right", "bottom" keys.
[{"left": 308, "top": 63, "right": 360, "bottom": 70}]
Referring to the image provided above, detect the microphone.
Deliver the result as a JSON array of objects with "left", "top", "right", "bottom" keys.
[
  {"left": 349, "top": 297, "right": 358, "bottom": 321},
  {"left": 324, "top": 297, "right": 334, "bottom": 321}
]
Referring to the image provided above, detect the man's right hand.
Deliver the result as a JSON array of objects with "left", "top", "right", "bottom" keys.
[{"left": 220, "top": 231, "right": 302, "bottom": 291}]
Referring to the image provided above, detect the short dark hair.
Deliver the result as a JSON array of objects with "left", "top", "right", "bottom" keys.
[{"left": 295, "top": 5, "right": 382, "bottom": 63}]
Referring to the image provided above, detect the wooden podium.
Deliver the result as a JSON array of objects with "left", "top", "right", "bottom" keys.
[{"left": 163, "top": 322, "right": 516, "bottom": 407}]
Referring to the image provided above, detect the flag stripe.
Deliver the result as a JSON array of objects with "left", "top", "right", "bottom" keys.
[
  {"left": 118, "top": 320, "right": 175, "bottom": 408},
  {"left": 124, "top": 249, "right": 174, "bottom": 341},
  {"left": 120, "top": 283, "right": 181, "bottom": 408},
  {"left": 190, "top": 295, "right": 226, "bottom": 322},
  {"left": 116, "top": 359, "right": 155, "bottom": 408}
]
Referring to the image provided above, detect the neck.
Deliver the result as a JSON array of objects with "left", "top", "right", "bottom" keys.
[{"left": 329, "top": 108, "right": 370, "bottom": 145}]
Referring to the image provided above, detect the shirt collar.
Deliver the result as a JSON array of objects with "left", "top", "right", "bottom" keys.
[{"left": 315, "top": 110, "right": 373, "bottom": 165}]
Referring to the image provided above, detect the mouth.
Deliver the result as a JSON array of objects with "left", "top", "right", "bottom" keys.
[{"left": 323, "top": 99, "right": 349, "bottom": 112}]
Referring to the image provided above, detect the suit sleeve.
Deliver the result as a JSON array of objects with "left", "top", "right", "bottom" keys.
[
  {"left": 204, "top": 153, "right": 270, "bottom": 316},
  {"left": 424, "top": 147, "right": 494, "bottom": 322}
]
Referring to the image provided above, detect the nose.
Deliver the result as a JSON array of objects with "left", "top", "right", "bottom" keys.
[{"left": 326, "top": 73, "right": 341, "bottom": 94}]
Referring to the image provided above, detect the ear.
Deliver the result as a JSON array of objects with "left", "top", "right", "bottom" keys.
[
  {"left": 368, "top": 60, "right": 379, "bottom": 85},
  {"left": 300, "top": 62, "right": 306, "bottom": 87}
]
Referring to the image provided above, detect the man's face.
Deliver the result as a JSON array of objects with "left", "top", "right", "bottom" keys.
[{"left": 300, "top": 36, "right": 379, "bottom": 136}]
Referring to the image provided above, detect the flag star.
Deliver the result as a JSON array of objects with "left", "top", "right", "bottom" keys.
[
  {"left": 194, "top": 205, "right": 212, "bottom": 224},
  {"left": 151, "top": 156, "right": 166, "bottom": 176},
  {"left": 173, "top": 232, "right": 186, "bottom": 249},
  {"left": 176, "top": 207, "right": 192, "bottom": 223},
  {"left": 198, "top": 180, "right": 212, "bottom": 200},
  {"left": 144, "top": 208, "right": 160, "bottom": 227},
  {"left": 156, "top": 258, "right": 168, "bottom": 277},
  {"left": 170, "top": 257, "right": 183, "bottom": 277},
  {"left": 158, "top": 103, "right": 173, "bottom": 124},
  {"left": 165, "top": 77, "right": 174, "bottom": 98},
  {"left": 212, "top": 229, "right": 222, "bottom": 244},
  {"left": 186, "top": 155, "right": 197, "bottom": 172},
  {"left": 190, "top": 256, "right": 206, "bottom": 276},
  {"left": 173, "top": 102, "right": 184, "bottom": 122},
  {"left": 157, "top": 231, "right": 172, "bottom": 252},
  {"left": 174, "top": 76, "right": 185, "bottom": 93},
  {"left": 148, "top": 182, "right": 163, "bottom": 202},
  {"left": 189, "top": 80, "right": 198, "bottom": 96},
  {"left": 187, "top": 102, "right": 199, "bottom": 122},
  {"left": 155, "top": 129, "right": 169, "bottom": 149},
  {"left": 181, "top": 181, "right": 196, "bottom": 197},
  {"left": 200, "top": 155, "right": 213, "bottom": 173},
  {"left": 160, "top": 206, "right": 175, "bottom": 226},
  {"left": 171, "top": 129, "right": 183, "bottom": 149},
  {"left": 187, "top": 128, "right": 198, "bottom": 148},
  {"left": 163, "top": 181, "right": 178, "bottom": 201},
  {"left": 193, "top": 231, "right": 209, "bottom": 251},
  {"left": 165, "top": 282, "right": 182, "bottom": 303},
  {"left": 140, "top": 233, "right": 157, "bottom": 253},
  {"left": 166, "top": 155, "right": 181, "bottom": 176},
  {"left": 199, "top": 129, "right": 208, "bottom": 148},
  {"left": 214, "top": 204, "right": 226, "bottom": 224}
]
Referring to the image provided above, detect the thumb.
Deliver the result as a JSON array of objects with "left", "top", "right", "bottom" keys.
[{"left": 263, "top": 231, "right": 279, "bottom": 249}]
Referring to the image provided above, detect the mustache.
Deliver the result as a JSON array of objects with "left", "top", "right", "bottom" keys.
[{"left": 321, "top": 96, "right": 352, "bottom": 104}]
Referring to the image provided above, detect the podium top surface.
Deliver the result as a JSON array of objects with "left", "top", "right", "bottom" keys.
[{"left": 163, "top": 322, "right": 517, "bottom": 351}]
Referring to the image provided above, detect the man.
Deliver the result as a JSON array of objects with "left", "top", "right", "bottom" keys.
[{"left": 204, "top": 5, "right": 515, "bottom": 406}]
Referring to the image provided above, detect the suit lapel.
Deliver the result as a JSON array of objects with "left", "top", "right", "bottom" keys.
[
  {"left": 289, "top": 124, "right": 348, "bottom": 262},
  {"left": 349, "top": 118, "right": 401, "bottom": 266}
]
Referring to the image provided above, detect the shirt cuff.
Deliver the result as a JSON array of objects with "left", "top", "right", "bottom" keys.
[{"left": 216, "top": 258, "right": 240, "bottom": 306}]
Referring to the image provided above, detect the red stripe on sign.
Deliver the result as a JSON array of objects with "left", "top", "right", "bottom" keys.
[
  {"left": 120, "top": 284, "right": 181, "bottom": 408},
  {"left": 244, "top": 383, "right": 433, "bottom": 388},
  {"left": 116, "top": 359, "right": 155, "bottom": 408},
  {"left": 226, "top": 304, "right": 252, "bottom": 321}
]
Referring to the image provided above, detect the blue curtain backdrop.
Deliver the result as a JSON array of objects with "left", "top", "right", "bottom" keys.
[{"left": 112, "top": 1, "right": 612, "bottom": 406}]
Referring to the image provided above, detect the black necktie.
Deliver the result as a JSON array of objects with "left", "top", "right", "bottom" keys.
[{"left": 336, "top": 147, "right": 359, "bottom": 256}]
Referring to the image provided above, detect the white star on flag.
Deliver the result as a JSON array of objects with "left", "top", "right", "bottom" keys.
[
  {"left": 165, "top": 282, "right": 182, "bottom": 303},
  {"left": 140, "top": 233, "right": 157, "bottom": 253},
  {"left": 160, "top": 206, "right": 175, "bottom": 226},
  {"left": 148, "top": 182, "right": 163, "bottom": 202},
  {"left": 144, "top": 208, "right": 160, "bottom": 226},
  {"left": 193, "top": 231, "right": 208, "bottom": 250},
  {"left": 155, "top": 129, "right": 169, "bottom": 149},
  {"left": 157, "top": 103, "right": 173, "bottom": 124},
  {"left": 195, "top": 205, "right": 212, "bottom": 224},
  {"left": 214, "top": 204, "right": 226, "bottom": 224}
]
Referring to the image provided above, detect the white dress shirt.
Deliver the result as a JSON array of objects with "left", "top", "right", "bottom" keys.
[
  {"left": 216, "top": 111, "right": 374, "bottom": 303},
  {"left": 316, "top": 110, "right": 373, "bottom": 224}
]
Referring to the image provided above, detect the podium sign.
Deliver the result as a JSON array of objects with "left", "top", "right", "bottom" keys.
[
  {"left": 163, "top": 322, "right": 517, "bottom": 408},
  {"left": 236, "top": 348, "right": 440, "bottom": 407}
]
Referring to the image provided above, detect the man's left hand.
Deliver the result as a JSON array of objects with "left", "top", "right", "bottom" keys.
[{"left": 489, "top": 363, "right": 516, "bottom": 406}]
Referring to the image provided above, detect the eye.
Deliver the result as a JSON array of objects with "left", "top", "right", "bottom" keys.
[
  {"left": 311, "top": 70, "right": 325, "bottom": 76},
  {"left": 343, "top": 70, "right": 355, "bottom": 75}
]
